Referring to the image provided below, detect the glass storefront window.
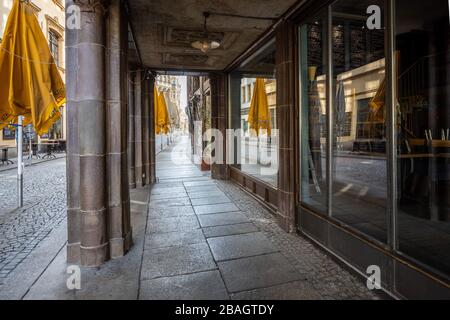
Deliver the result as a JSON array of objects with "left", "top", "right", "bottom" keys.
[
  {"left": 396, "top": 0, "right": 450, "bottom": 276},
  {"left": 299, "top": 12, "right": 328, "bottom": 214},
  {"left": 229, "top": 40, "right": 278, "bottom": 188},
  {"left": 330, "top": 0, "right": 388, "bottom": 243}
]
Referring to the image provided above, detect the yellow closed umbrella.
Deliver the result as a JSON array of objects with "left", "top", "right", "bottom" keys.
[
  {"left": 0, "top": 0, "right": 65, "bottom": 135},
  {"left": 248, "top": 78, "right": 271, "bottom": 136},
  {"left": 368, "top": 77, "right": 386, "bottom": 123},
  {"left": 154, "top": 85, "right": 170, "bottom": 134}
]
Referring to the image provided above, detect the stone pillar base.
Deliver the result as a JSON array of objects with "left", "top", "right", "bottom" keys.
[
  {"left": 67, "top": 243, "right": 81, "bottom": 264},
  {"left": 80, "top": 243, "right": 109, "bottom": 267},
  {"left": 109, "top": 228, "right": 133, "bottom": 259}
]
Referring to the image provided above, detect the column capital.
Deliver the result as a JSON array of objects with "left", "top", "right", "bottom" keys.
[{"left": 73, "top": 0, "right": 108, "bottom": 14}]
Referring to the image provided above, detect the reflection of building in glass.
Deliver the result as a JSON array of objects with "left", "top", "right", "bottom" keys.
[
  {"left": 156, "top": 75, "right": 181, "bottom": 129},
  {"left": 315, "top": 59, "right": 386, "bottom": 153},
  {"left": 186, "top": 76, "right": 211, "bottom": 171}
]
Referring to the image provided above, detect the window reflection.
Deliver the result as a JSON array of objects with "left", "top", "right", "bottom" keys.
[
  {"left": 300, "top": 13, "right": 328, "bottom": 214},
  {"left": 396, "top": 0, "right": 450, "bottom": 276},
  {"left": 330, "top": 0, "right": 388, "bottom": 243},
  {"left": 230, "top": 41, "right": 278, "bottom": 187}
]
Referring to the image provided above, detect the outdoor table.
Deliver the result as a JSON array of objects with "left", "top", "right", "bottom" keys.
[
  {"left": 0, "top": 146, "right": 14, "bottom": 165},
  {"left": 39, "top": 142, "right": 58, "bottom": 159}
]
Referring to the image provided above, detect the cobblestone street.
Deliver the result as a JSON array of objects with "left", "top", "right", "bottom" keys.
[{"left": 0, "top": 159, "right": 66, "bottom": 284}]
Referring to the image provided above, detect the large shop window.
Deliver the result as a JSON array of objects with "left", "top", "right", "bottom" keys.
[
  {"left": 300, "top": 0, "right": 388, "bottom": 242},
  {"left": 299, "top": 0, "right": 450, "bottom": 280},
  {"left": 331, "top": 0, "right": 388, "bottom": 243},
  {"left": 396, "top": 0, "right": 450, "bottom": 277},
  {"left": 229, "top": 40, "right": 278, "bottom": 188}
]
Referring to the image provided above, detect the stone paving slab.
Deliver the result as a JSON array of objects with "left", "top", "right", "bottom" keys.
[
  {"left": 150, "top": 192, "right": 188, "bottom": 200},
  {"left": 193, "top": 203, "right": 239, "bottom": 215},
  {"left": 141, "top": 242, "right": 217, "bottom": 280},
  {"left": 146, "top": 216, "right": 200, "bottom": 234},
  {"left": 151, "top": 187, "right": 186, "bottom": 195},
  {"left": 188, "top": 190, "right": 226, "bottom": 199},
  {"left": 149, "top": 197, "right": 191, "bottom": 208},
  {"left": 139, "top": 270, "right": 229, "bottom": 300},
  {"left": 197, "top": 212, "right": 249, "bottom": 228},
  {"left": 207, "top": 232, "right": 277, "bottom": 261},
  {"left": 217, "top": 253, "right": 303, "bottom": 293},
  {"left": 190, "top": 195, "right": 231, "bottom": 206},
  {"left": 202, "top": 223, "right": 259, "bottom": 238},
  {"left": 183, "top": 180, "right": 217, "bottom": 187},
  {"left": 185, "top": 185, "right": 222, "bottom": 193},
  {"left": 145, "top": 229, "right": 205, "bottom": 250},
  {"left": 148, "top": 206, "right": 195, "bottom": 219},
  {"left": 230, "top": 280, "right": 321, "bottom": 300}
]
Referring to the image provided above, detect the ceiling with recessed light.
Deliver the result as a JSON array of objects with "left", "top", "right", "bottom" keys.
[{"left": 127, "top": 0, "right": 298, "bottom": 71}]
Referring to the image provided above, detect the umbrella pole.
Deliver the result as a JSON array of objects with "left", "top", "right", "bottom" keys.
[
  {"left": 17, "top": 116, "right": 24, "bottom": 207},
  {"left": 257, "top": 134, "right": 260, "bottom": 165},
  {"left": 29, "top": 125, "right": 32, "bottom": 166}
]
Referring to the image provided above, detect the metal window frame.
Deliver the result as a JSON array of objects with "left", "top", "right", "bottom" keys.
[{"left": 386, "top": 0, "right": 398, "bottom": 251}]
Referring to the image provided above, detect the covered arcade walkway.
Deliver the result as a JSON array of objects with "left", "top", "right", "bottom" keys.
[
  {"left": 1, "top": 136, "right": 379, "bottom": 299},
  {"left": 140, "top": 136, "right": 380, "bottom": 299}
]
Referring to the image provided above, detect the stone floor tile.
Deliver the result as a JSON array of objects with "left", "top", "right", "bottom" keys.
[
  {"left": 197, "top": 212, "right": 249, "bottom": 228},
  {"left": 194, "top": 203, "right": 239, "bottom": 215},
  {"left": 145, "top": 229, "right": 205, "bottom": 249},
  {"left": 207, "top": 232, "right": 277, "bottom": 261},
  {"left": 183, "top": 180, "right": 216, "bottom": 187},
  {"left": 230, "top": 280, "right": 321, "bottom": 300},
  {"left": 190, "top": 196, "right": 231, "bottom": 206},
  {"left": 146, "top": 216, "right": 199, "bottom": 234},
  {"left": 141, "top": 243, "right": 217, "bottom": 280},
  {"left": 149, "top": 197, "right": 191, "bottom": 208},
  {"left": 139, "top": 270, "right": 229, "bottom": 300},
  {"left": 188, "top": 191, "right": 226, "bottom": 199},
  {"left": 148, "top": 206, "right": 195, "bottom": 219},
  {"left": 218, "top": 253, "right": 302, "bottom": 293},
  {"left": 202, "top": 223, "right": 259, "bottom": 238}
]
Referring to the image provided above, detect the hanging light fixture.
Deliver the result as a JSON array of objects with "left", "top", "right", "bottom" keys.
[{"left": 191, "top": 12, "right": 220, "bottom": 53}]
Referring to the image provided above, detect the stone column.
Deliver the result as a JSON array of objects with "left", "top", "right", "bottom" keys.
[
  {"left": 66, "top": 0, "right": 81, "bottom": 263},
  {"left": 134, "top": 70, "right": 143, "bottom": 186},
  {"left": 210, "top": 72, "right": 229, "bottom": 180},
  {"left": 142, "top": 75, "right": 151, "bottom": 185},
  {"left": 75, "top": 0, "right": 108, "bottom": 266},
  {"left": 275, "top": 21, "right": 297, "bottom": 233},
  {"left": 128, "top": 70, "right": 136, "bottom": 188},
  {"left": 149, "top": 75, "right": 156, "bottom": 183},
  {"left": 106, "top": 0, "right": 132, "bottom": 258}
]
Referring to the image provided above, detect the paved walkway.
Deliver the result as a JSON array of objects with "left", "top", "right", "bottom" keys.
[
  {"left": 0, "top": 135, "right": 385, "bottom": 299},
  {"left": 139, "top": 136, "right": 383, "bottom": 299}
]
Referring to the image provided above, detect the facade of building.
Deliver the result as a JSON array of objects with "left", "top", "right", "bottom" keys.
[
  {"left": 0, "top": 0, "right": 66, "bottom": 148},
  {"left": 156, "top": 75, "right": 181, "bottom": 129},
  {"left": 186, "top": 75, "right": 211, "bottom": 170},
  {"left": 65, "top": 0, "right": 450, "bottom": 299}
]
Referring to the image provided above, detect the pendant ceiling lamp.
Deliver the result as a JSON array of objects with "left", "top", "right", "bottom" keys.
[{"left": 191, "top": 12, "right": 220, "bottom": 53}]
